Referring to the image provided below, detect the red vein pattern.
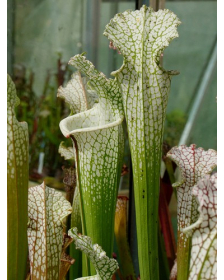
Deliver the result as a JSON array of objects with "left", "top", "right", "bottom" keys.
[
  {"left": 183, "top": 173, "right": 217, "bottom": 279},
  {"left": 167, "top": 145, "right": 216, "bottom": 279},
  {"left": 28, "top": 182, "right": 72, "bottom": 280}
]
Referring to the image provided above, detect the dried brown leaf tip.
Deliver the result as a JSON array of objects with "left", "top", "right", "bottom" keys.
[
  {"left": 59, "top": 252, "right": 75, "bottom": 280},
  {"left": 109, "top": 41, "right": 121, "bottom": 54},
  {"left": 63, "top": 166, "right": 76, "bottom": 188},
  {"left": 61, "top": 232, "right": 74, "bottom": 253},
  {"left": 62, "top": 166, "right": 76, "bottom": 203},
  {"left": 121, "top": 164, "right": 129, "bottom": 176},
  {"left": 59, "top": 234, "right": 75, "bottom": 280}
]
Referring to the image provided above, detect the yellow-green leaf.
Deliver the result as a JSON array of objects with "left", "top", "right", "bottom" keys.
[{"left": 7, "top": 74, "right": 29, "bottom": 280}]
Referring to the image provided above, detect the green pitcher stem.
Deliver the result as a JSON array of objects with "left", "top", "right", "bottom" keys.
[
  {"left": 69, "top": 187, "right": 83, "bottom": 279},
  {"left": 131, "top": 148, "right": 161, "bottom": 279},
  {"left": 176, "top": 236, "right": 191, "bottom": 280},
  {"left": 71, "top": 135, "right": 91, "bottom": 276},
  {"left": 158, "top": 225, "right": 170, "bottom": 280}
]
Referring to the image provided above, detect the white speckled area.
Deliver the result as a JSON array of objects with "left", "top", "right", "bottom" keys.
[
  {"left": 68, "top": 227, "right": 118, "bottom": 280},
  {"left": 183, "top": 173, "right": 217, "bottom": 280},
  {"left": 167, "top": 144, "right": 217, "bottom": 279},
  {"left": 59, "top": 55, "right": 124, "bottom": 261},
  {"left": 27, "top": 182, "right": 72, "bottom": 280},
  {"left": 104, "top": 6, "right": 180, "bottom": 279}
]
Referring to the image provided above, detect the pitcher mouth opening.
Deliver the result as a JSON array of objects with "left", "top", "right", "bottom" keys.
[{"left": 60, "top": 113, "right": 123, "bottom": 138}]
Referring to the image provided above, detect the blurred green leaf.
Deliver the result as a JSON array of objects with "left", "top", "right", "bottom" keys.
[{"left": 7, "top": 74, "right": 29, "bottom": 279}]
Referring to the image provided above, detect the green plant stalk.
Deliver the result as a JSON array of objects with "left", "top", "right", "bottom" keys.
[
  {"left": 68, "top": 138, "right": 90, "bottom": 277},
  {"left": 60, "top": 56, "right": 124, "bottom": 276},
  {"left": 69, "top": 188, "right": 83, "bottom": 279},
  {"left": 158, "top": 227, "right": 170, "bottom": 280},
  {"left": 7, "top": 74, "right": 29, "bottom": 280},
  {"left": 175, "top": 234, "right": 191, "bottom": 280},
  {"left": 104, "top": 6, "right": 180, "bottom": 279},
  {"left": 114, "top": 196, "right": 136, "bottom": 279}
]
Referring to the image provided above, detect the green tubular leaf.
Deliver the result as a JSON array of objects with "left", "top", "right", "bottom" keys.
[
  {"left": 69, "top": 187, "right": 83, "bottom": 279},
  {"left": 167, "top": 145, "right": 217, "bottom": 280},
  {"left": 58, "top": 72, "right": 98, "bottom": 278},
  {"left": 58, "top": 72, "right": 92, "bottom": 278},
  {"left": 7, "top": 74, "right": 29, "bottom": 280},
  {"left": 60, "top": 55, "right": 124, "bottom": 276},
  {"left": 27, "top": 182, "right": 72, "bottom": 279},
  {"left": 182, "top": 173, "right": 217, "bottom": 280},
  {"left": 68, "top": 228, "right": 119, "bottom": 280},
  {"left": 104, "top": 6, "right": 180, "bottom": 279}
]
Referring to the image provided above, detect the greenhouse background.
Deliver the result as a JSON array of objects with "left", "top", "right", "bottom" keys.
[
  {"left": 7, "top": 0, "right": 217, "bottom": 277},
  {"left": 7, "top": 0, "right": 217, "bottom": 177}
]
